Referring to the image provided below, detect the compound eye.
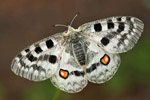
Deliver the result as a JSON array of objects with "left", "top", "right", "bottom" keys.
[
  {"left": 64, "top": 30, "right": 68, "bottom": 33},
  {"left": 63, "top": 30, "right": 70, "bottom": 36}
]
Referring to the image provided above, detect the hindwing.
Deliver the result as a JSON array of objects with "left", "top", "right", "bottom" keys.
[{"left": 51, "top": 43, "right": 87, "bottom": 93}]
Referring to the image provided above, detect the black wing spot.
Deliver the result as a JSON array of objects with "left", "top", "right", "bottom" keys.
[
  {"left": 35, "top": 46, "right": 43, "bottom": 54},
  {"left": 25, "top": 48, "right": 30, "bottom": 53},
  {"left": 107, "top": 19, "right": 112, "bottom": 23},
  {"left": 49, "top": 55, "right": 57, "bottom": 64},
  {"left": 70, "top": 71, "right": 85, "bottom": 77},
  {"left": 117, "top": 17, "right": 122, "bottom": 21},
  {"left": 117, "top": 23, "right": 125, "bottom": 32},
  {"left": 101, "top": 37, "right": 110, "bottom": 46},
  {"left": 126, "top": 17, "right": 131, "bottom": 21},
  {"left": 107, "top": 22, "right": 114, "bottom": 29},
  {"left": 86, "top": 63, "right": 100, "bottom": 73},
  {"left": 27, "top": 54, "right": 37, "bottom": 62},
  {"left": 94, "top": 23, "right": 102, "bottom": 32},
  {"left": 46, "top": 39, "right": 54, "bottom": 48}
]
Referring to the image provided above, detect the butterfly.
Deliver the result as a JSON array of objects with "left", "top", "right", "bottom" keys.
[{"left": 11, "top": 14, "right": 144, "bottom": 93}]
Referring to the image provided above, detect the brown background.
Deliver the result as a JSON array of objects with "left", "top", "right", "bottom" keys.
[{"left": 0, "top": 0, "right": 150, "bottom": 100}]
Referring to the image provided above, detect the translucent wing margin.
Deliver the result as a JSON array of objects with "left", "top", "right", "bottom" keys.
[
  {"left": 11, "top": 33, "right": 64, "bottom": 81},
  {"left": 79, "top": 16, "right": 144, "bottom": 53}
]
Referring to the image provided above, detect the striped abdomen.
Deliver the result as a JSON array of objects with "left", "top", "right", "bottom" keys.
[{"left": 73, "top": 42, "right": 86, "bottom": 66}]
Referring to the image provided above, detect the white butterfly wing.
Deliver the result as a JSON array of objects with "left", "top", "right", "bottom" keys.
[
  {"left": 11, "top": 33, "right": 64, "bottom": 81},
  {"left": 79, "top": 16, "right": 144, "bottom": 53},
  {"left": 50, "top": 43, "right": 87, "bottom": 93},
  {"left": 83, "top": 38, "right": 120, "bottom": 83},
  {"left": 11, "top": 16, "right": 144, "bottom": 93}
]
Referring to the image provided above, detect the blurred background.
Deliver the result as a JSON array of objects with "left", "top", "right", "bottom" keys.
[{"left": 0, "top": 0, "right": 150, "bottom": 100}]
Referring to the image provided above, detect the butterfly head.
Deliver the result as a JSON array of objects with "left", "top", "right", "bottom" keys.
[
  {"left": 63, "top": 26, "right": 79, "bottom": 36},
  {"left": 54, "top": 13, "right": 80, "bottom": 37}
]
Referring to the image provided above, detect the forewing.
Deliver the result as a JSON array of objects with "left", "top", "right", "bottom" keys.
[
  {"left": 50, "top": 43, "right": 87, "bottom": 93},
  {"left": 11, "top": 33, "right": 64, "bottom": 81},
  {"left": 79, "top": 16, "right": 144, "bottom": 53},
  {"left": 84, "top": 38, "right": 120, "bottom": 83}
]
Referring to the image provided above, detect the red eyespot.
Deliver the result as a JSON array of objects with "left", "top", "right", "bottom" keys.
[
  {"left": 100, "top": 54, "right": 110, "bottom": 65},
  {"left": 59, "top": 69, "right": 69, "bottom": 79}
]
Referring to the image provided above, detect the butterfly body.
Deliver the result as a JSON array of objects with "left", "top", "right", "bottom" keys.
[{"left": 11, "top": 16, "right": 144, "bottom": 93}]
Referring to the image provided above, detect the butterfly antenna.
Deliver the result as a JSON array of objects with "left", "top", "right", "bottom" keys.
[
  {"left": 70, "top": 12, "right": 80, "bottom": 26},
  {"left": 52, "top": 24, "right": 68, "bottom": 28}
]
